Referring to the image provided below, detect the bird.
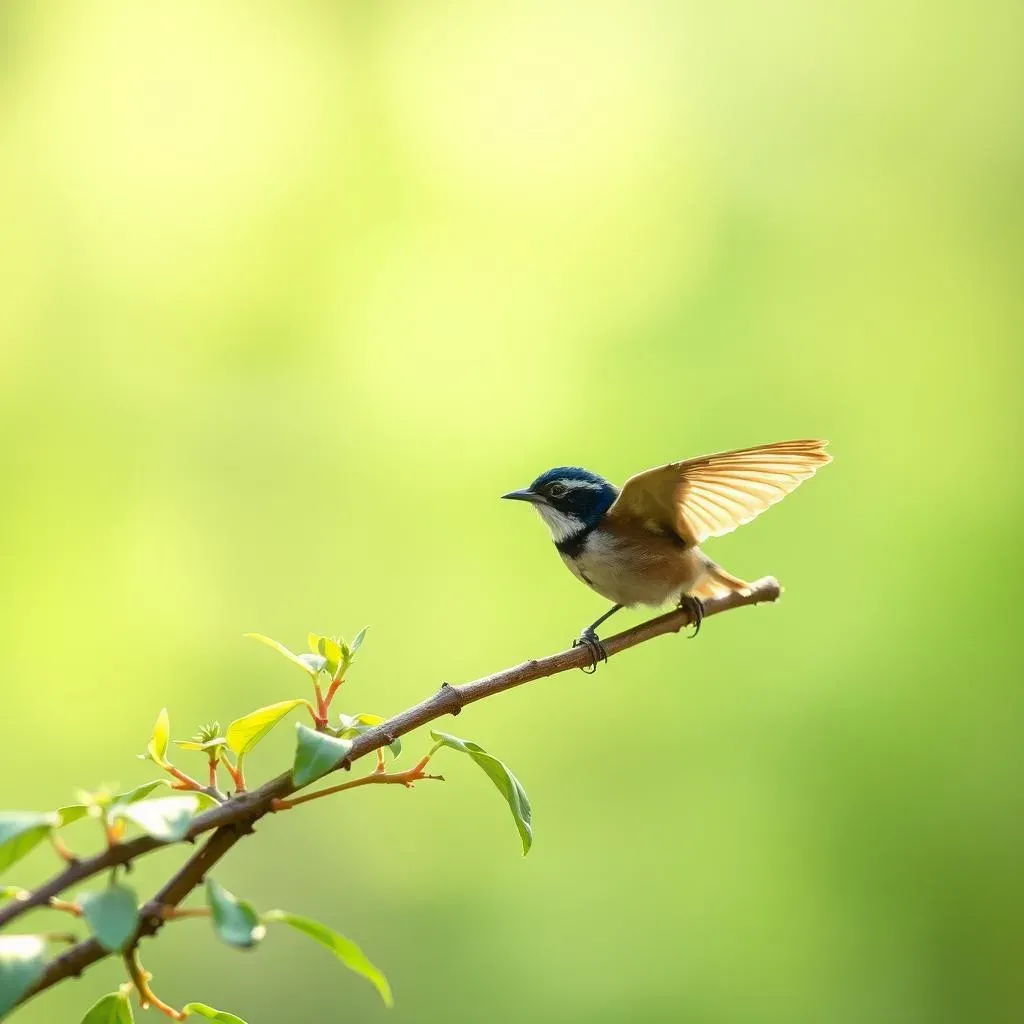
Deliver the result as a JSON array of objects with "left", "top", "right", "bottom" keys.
[{"left": 502, "top": 438, "right": 831, "bottom": 670}]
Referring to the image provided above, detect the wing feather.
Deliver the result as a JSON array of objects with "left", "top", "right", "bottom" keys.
[{"left": 608, "top": 439, "right": 831, "bottom": 545}]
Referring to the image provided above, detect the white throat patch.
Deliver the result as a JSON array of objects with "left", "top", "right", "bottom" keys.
[{"left": 535, "top": 503, "right": 585, "bottom": 543}]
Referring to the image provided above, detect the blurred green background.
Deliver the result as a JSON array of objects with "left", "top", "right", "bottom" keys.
[{"left": 1, "top": 2, "right": 1021, "bottom": 1022}]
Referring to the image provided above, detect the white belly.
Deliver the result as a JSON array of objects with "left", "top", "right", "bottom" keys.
[{"left": 559, "top": 530, "right": 707, "bottom": 607}]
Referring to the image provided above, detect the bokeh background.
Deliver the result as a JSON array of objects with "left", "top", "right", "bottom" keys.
[{"left": 1, "top": 2, "right": 1021, "bottom": 1022}]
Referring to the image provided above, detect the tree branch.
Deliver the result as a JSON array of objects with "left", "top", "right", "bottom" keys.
[{"left": 7, "top": 576, "right": 780, "bottom": 1011}]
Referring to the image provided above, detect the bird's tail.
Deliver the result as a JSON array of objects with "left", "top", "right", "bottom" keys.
[{"left": 693, "top": 561, "right": 753, "bottom": 601}]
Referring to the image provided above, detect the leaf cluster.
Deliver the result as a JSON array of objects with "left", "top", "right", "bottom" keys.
[{"left": 0, "top": 626, "right": 533, "bottom": 1022}]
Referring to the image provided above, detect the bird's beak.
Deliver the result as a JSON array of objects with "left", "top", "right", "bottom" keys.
[{"left": 501, "top": 488, "right": 545, "bottom": 504}]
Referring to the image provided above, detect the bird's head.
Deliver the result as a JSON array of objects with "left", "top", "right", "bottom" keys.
[{"left": 502, "top": 467, "right": 618, "bottom": 542}]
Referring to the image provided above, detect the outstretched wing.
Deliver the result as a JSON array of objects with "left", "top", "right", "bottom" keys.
[{"left": 608, "top": 439, "right": 831, "bottom": 546}]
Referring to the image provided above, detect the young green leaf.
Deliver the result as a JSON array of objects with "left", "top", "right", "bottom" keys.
[
  {"left": 206, "top": 879, "right": 265, "bottom": 950},
  {"left": 263, "top": 910, "right": 392, "bottom": 1007},
  {"left": 80, "top": 883, "right": 139, "bottom": 952},
  {"left": 349, "top": 626, "right": 369, "bottom": 654},
  {"left": 0, "top": 811, "right": 60, "bottom": 873},
  {"left": 429, "top": 731, "right": 533, "bottom": 855},
  {"left": 337, "top": 713, "right": 401, "bottom": 759},
  {"left": 291, "top": 724, "right": 352, "bottom": 788},
  {"left": 0, "top": 934, "right": 46, "bottom": 1017},
  {"left": 72, "top": 788, "right": 114, "bottom": 811},
  {"left": 80, "top": 990, "right": 135, "bottom": 1023},
  {"left": 316, "top": 636, "right": 344, "bottom": 676},
  {"left": 109, "top": 795, "right": 201, "bottom": 842},
  {"left": 298, "top": 653, "right": 327, "bottom": 674},
  {"left": 0, "top": 887, "right": 26, "bottom": 904},
  {"left": 110, "top": 780, "right": 170, "bottom": 807},
  {"left": 226, "top": 699, "right": 308, "bottom": 757},
  {"left": 308, "top": 633, "right": 344, "bottom": 675},
  {"left": 174, "top": 737, "right": 227, "bottom": 754},
  {"left": 144, "top": 708, "right": 171, "bottom": 768},
  {"left": 243, "top": 633, "right": 322, "bottom": 680},
  {"left": 55, "top": 803, "right": 91, "bottom": 828},
  {"left": 182, "top": 1004, "right": 247, "bottom": 1023}
]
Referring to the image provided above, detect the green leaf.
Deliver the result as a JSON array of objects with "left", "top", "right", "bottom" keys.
[
  {"left": 243, "top": 633, "right": 321, "bottom": 679},
  {"left": 110, "top": 780, "right": 170, "bottom": 807},
  {"left": 145, "top": 708, "right": 171, "bottom": 768},
  {"left": 0, "top": 812, "right": 59, "bottom": 874},
  {"left": 109, "top": 795, "right": 201, "bottom": 842},
  {"left": 307, "top": 633, "right": 343, "bottom": 675},
  {"left": 291, "top": 724, "right": 352, "bottom": 788},
  {"left": 298, "top": 653, "right": 327, "bottom": 674},
  {"left": 0, "top": 887, "right": 26, "bottom": 904},
  {"left": 206, "top": 879, "right": 265, "bottom": 950},
  {"left": 55, "top": 804, "right": 91, "bottom": 827},
  {"left": 182, "top": 1004, "right": 247, "bottom": 1023},
  {"left": 72, "top": 788, "right": 114, "bottom": 810},
  {"left": 337, "top": 713, "right": 401, "bottom": 759},
  {"left": 317, "top": 637, "right": 344, "bottom": 676},
  {"left": 174, "top": 738, "right": 227, "bottom": 754},
  {"left": 263, "top": 910, "right": 392, "bottom": 1007},
  {"left": 0, "top": 934, "right": 46, "bottom": 1017},
  {"left": 80, "top": 883, "right": 139, "bottom": 952},
  {"left": 429, "top": 731, "right": 533, "bottom": 855},
  {"left": 349, "top": 626, "right": 368, "bottom": 654},
  {"left": 226, "top": 699, "right": 307, "bottom": 757},
  {"left": 80, "top": 990, "right": 135, "bottom": 1023}
]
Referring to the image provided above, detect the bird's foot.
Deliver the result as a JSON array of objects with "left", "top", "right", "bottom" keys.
[
  {"left": 679, "top": 594, "right": 705, "bottom": 637},
  {"left": 573, "top": 628, "right": 608, "bottom": 674}
]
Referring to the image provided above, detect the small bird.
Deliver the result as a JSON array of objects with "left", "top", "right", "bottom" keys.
[{"left": 502, "top": 439, "right": 831, "bottom": 670}]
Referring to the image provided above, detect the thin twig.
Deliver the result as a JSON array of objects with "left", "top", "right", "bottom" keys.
[
  {"left": 272, "top": 756, "right": 441, "bottom": 810},
  {"left": 7, "top": 577, "right": 780, "bottom": 1012}
]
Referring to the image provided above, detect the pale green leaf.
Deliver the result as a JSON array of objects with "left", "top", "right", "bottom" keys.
[
  {"left": 145, "top": 708, "right": 171, "bottom": 768},
  {"left": 337, "top": 713, "right": 401, "bottom": 759},
  {"left": 243, "top": 633, "right": 320, "bottom": 679},
  {"left": 182, "top": 1004, "right": 246, "bottom": 1023},
  {"left": 174, "top": 736, "right": 227, "bottom": 754},
  {"left": 264, "top": 910, "right": 392, "bottom": 1007},
  {"left": 430, "top": 731, "right": 533, "bottom": 855},
  {"left": 226, "top": 700, "right": 307, "bottom": 756},
  {"left": 80, "top": 883, "right": 138, "bottom": 952},
  {"left": 72, "top": 788, "right": 114, "bottom": 810},
  {"left": 109, "top": 795, "right": 200, "bottom": 842},
  {"left": 110, "top": 780, "right": 169, "bottom": 807},
  {"left": 0, "top": 812, "right": 59, "bottom": 874},
  {"left": 0, "top": 887, "right": 25, "bottom": 904},
  {"left": 291, "top": 724, "right": 352, "bottom": 788},
  {"left": 55, "top": 804, "right": 91, "bottom": 828},
  {"left": 206, "top": 879, "right": 265, "bottom": 950},
  {"left": 298, "top": 653, "right": 327, "bottom": 674},
  {"left": 80, "top": 990, "right": 135, "bottom": 1023},
  {"left": 349, "top": 626, "right": 368, "bottom": 654},
  {"left": 0, "top": 934, "right": 46, "bottom": 1017},
  {"left": 316, "top": 636, "right": 344, "bottom": 676}
]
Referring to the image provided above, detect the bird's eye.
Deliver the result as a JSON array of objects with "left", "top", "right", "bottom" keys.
[{"left": 548, "top": 483, "right": 569, "bottom": 499}]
